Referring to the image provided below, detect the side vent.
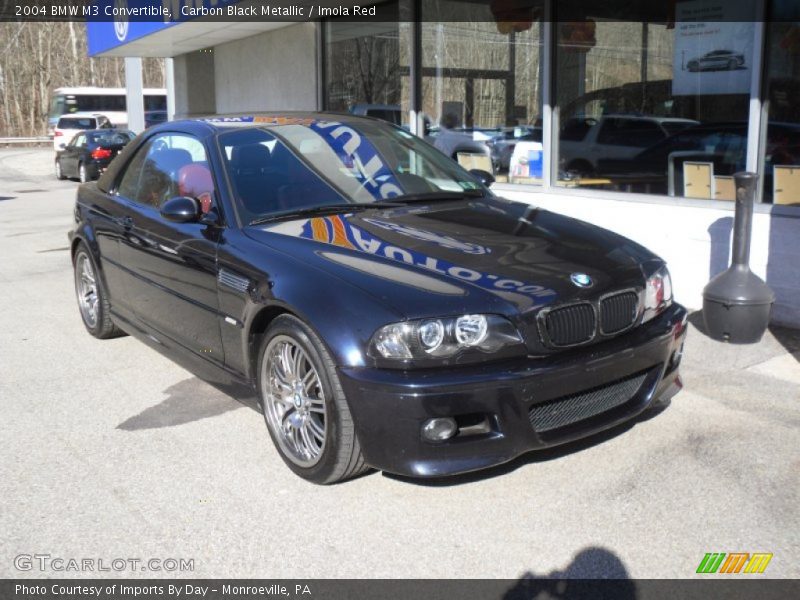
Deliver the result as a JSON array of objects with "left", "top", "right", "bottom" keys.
[{"left": 218, "top": 268, "right": 251, "bottom": 293}]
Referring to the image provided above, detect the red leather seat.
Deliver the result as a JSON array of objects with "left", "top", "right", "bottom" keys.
[{"left": 178, "top": 163, "right": 214, "bottom": 214}]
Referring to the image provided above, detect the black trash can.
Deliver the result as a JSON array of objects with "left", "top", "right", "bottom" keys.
[{"left": 702, "top": 172, "right": 774, "bottom": 344}]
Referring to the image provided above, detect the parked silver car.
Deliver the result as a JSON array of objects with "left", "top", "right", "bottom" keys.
[
  {"left": 559, "top": 115, "right": 698, "bottom": 175},
  {"left": 687, "top": 50, "right": 745, "bottom": 72}
]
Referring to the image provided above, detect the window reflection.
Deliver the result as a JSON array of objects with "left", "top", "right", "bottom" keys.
[
  {"left": 555, "top": 1, "right": 756, "bottom": 200},
  {"left": 421, "top": 0, "right": 544, "bottom": 182},
  {"left": 765, "top": 10, "right": 800, "bottom": 206},
  {"left": 324, "top": 2, "right": 411, "bottom": 127}
]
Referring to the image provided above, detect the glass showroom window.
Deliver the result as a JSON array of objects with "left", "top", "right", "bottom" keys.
[
  {"left": 323, "top": 2, "right": 412, "bottom": 127},
  {"left": 421, "top": 0, "right": 544, "bottom": 183},
  {"left": 554, "top": 1, "right": 758, "bottom": 200},
  {"left": 763, "top": 10, "right": 800, "bottom": 206}
]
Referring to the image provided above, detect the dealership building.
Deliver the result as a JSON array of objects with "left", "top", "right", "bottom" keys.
[{"left": 87, "top": 0, "right": 800, "bottom": 327}]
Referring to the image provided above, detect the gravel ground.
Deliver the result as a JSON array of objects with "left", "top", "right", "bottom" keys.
[{"left": 0, "top": 148, "right": 798, "bottom": 579}]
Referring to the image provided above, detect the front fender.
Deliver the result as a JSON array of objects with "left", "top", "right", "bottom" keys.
[{"left": 217, "top": 232, "right": 405, "bottom": 378}]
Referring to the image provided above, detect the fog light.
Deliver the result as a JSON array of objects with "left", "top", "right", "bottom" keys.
[{"left": 421, "top": 417, "right": 458, "bottom": 442}]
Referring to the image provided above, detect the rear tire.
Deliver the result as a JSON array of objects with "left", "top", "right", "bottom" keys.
[
  {"left": 257, "top": 314, "right": 369, "bottom": 484},
  {"left": 73, "top": 243, "right": 124, "bottom": 339},
  {"left": 79, "top": 163, "right": 88, "bottom": 184}
]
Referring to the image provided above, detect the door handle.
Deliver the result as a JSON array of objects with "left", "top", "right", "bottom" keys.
[{"left": 113, "top": 216, "right": 133, "bottom": 229}]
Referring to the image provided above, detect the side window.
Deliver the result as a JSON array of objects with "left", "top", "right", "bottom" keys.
[
  {"left": 117, "top": 142, "right": 150, "bottom": 202},
  {"left": 116, "top": 133, "right": 214, "bottom": 212},
  {"left": 72, "top": 134, "right": 86, "bottom": 148},
  {"left": 597, "top": 119, "right": 664, "bottom": 147},
  {"left": 561, "top": 118, "right": 594, "bottom": 142},
  {"left": 595, "top": 119, "right": 622, "bottom": 144},
  {"left": 634, "top": 121, "right": 666, "bottom": 147}
]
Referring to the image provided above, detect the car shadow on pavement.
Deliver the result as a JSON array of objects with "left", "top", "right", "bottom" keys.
[
  {"left": 686, "top": 310, "right": 708, "bottom": 335},
  {"left": 384, "top": 400, "right": 671, "bottom": 487},
  {"left": 117, "top": 377, "right": 260, "bottom": 431},
  {"left": 504, "top": 547, "right": 635, "bottom": 597}
]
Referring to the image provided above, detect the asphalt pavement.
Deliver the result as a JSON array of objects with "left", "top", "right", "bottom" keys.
[{"left": 0, "top": 148, "right": 798, "bottom": 579}]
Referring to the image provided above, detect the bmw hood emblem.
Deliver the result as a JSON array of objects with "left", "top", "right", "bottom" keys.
[{"left": 570, "top": 272, "right": 593, "bottom": 288}]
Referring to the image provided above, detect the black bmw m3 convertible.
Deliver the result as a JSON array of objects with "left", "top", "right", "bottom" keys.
[{"left": 69, "top": 113, "right": 687, "bottom": 484}]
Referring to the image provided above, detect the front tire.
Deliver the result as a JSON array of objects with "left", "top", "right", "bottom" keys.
[
  {"left": 55, "top": 159, "right": 65, "bottom": 180},
  {"left": 73, "top": 243, "right": 123, "bottom": 339},
  {"left": 257, "top": 314, "right": 368, "bottom": 484},
  {"left": 79, "top": 163, "right": 88, "bottom": 184}
]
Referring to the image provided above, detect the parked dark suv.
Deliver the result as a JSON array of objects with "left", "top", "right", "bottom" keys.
[{"left": 69, "top": 113, "right": 687, "bottom": 483}]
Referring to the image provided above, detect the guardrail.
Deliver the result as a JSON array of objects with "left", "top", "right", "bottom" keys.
[{"left": 0, "top": 136, "right": 52, "bottom": 147}]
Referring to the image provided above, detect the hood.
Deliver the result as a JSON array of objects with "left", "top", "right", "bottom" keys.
[{"left": 243, "top": 197, "right": 660, "bottom": 322}]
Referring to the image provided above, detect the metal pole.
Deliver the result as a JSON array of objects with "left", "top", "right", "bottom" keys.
[
  {"left": 165, "top": 57, "right": 175, "bottom": 122},
  {"left": 409, "top": 0, "right": 422, "bottom": 136},
  {"left": 124, "top": 57, "right": 144, "bottom": 134},
  {"left": 732, "top": 172, "right": 757, "bottom": 266},
  {"left": 541, "top": 5, "right": 554, "bottom": 188}
]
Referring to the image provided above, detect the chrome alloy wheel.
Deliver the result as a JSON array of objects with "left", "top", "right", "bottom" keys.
[
  {"left": 75, "top": 253, "right": 99, "bottom": 328},
  {"left": 261, "top": 335, "right": 327, "bottom": 467}
]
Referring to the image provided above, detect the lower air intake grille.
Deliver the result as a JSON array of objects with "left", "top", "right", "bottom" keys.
[
  {"left": 541, "top": 302, "right": 596, "bottom": 346},
  {"left": 600, "top": 291, "right": 639, "bottom": 334},
  {"left": 528, "top": 370, "right": 649, "bottom": 433}
]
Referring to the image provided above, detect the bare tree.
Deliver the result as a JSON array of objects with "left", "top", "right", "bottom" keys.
[{"left": 0, "top": 22, "right": 165, "bottom": 137}]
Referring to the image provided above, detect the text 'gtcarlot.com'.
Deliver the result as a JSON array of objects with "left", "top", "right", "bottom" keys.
[{"left": 14, "top": 553, "right": 194, "bottom": 572}]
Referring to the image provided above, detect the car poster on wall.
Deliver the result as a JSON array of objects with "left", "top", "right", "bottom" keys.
[{"left": 672, "top": 0, "right": 756, "bottom": 96}]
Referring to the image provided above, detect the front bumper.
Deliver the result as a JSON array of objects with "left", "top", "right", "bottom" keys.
[
  {"left": 87, "top": 159, "right": 111, "bottom": 178},
  {"left": 339, "top": 303, "right": 688, "bottom": 478}
]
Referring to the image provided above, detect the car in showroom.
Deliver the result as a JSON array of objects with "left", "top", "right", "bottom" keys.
[
  {"left": 558, "top": 115, "right": 698, "bottom": 175},
  {"left": 69, "top": 113, "right": 687, "bottom": 484},
  {"left": 55, "top": 129, "right": 135, "bottom": 183},
  {"left": 687, "top": 50, "right": 745, "bottom": 72}
]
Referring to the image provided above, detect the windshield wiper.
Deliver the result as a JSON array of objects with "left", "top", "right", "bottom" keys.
[
  {"left": 390, "top": 189, "right": 485, "bottom": 204},
  {"left": 248, "top": 202, "right": 402, "bottom": 226}
]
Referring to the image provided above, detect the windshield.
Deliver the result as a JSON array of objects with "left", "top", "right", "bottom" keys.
[
  {"left": 216, "top": 118, "right": 487, "bottom": 223},
  {"left": 87, "top": 131, "right": 134, "bottom": 146},
  {"left": 57, "top": 117, "right": 96, "bottom": 130}
]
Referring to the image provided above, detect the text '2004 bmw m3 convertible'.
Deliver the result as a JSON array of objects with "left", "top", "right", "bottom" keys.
[{"left": 69, "top": 113, "right": 687, "bottom": 484}]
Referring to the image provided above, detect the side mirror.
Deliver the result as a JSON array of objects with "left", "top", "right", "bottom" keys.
[
  {"left": 470, "top": 169, "right": 495, "bottom": 187},
  {"left": 161, "top": 196, "right": 200, "bottom": 223}
]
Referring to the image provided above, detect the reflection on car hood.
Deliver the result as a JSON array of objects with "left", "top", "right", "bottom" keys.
[{"left": 244, "top": 197, "right": 658, "bottom": 317}]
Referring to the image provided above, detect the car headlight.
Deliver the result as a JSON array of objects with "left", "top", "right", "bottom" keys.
[
  {"left": 368, "top": 314, "right": 526, "bottom": 367},
  {"left": 642, "top": 266, "right": 673, "bottom": 323}
]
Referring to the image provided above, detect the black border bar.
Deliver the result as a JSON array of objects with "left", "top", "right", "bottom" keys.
[{"left": 2, "top": 579, "right": 800, "bottom": 600}]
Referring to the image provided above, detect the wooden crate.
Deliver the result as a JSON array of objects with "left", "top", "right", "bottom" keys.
[
  {"left": 774, "top": 165, "right": 800, "bottom": 205},
  {"left": 683, "top": 162, "right": 714, "bottom": 199}
]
